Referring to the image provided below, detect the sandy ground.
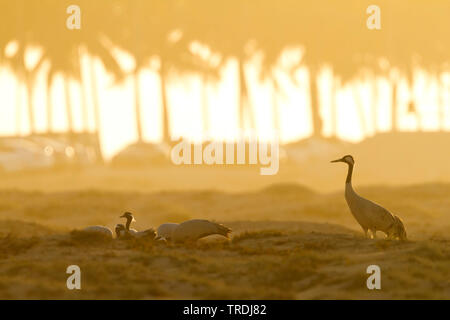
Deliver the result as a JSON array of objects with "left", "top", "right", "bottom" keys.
[{"left": 0, "top": 180, "right": 448, "bottom": 299}]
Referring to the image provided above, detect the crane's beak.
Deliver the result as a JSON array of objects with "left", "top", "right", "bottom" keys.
[{"left": 331, "top": 158, "right": 343, "bottom": 163}]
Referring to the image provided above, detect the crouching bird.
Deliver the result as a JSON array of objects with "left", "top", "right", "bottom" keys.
[
  {"left": 156, "top": 219, "right": 231, "bottom": 243},
  {"left": 331, "top": 155, "right": 407, "bottom": 240},
  {"left": 82, "top": 226, "right": 113, "bottom": 238},
  {"left": 119, "top": 212, "right": 156, "bottom": 239}
]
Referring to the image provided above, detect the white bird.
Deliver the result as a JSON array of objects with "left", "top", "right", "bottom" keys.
[
  {"left": 82, "top": 225, "right": 113, "bottom": 238},
  {"left": 119, "top": 212, "right": 156, "bottom": 239},
  {"left": 156, "top": 223, "right": 179, "bottom": 241},
  {"left": 156, "top": 219, "right": 231, "bottom": 243},
  {"left": 331, "top": 155, "right": 407, "bottom": 240}
]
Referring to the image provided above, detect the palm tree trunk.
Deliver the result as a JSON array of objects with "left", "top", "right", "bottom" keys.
[
  {"left": 25, "top": 72, "right": 35, "bottom": 134},
  {"left": 371, "top": 79, "right": 378, "bottom": 133},
  {"left": 202, "top": 73, "right": 209, "bottom": 140},
  {"left": 46, "top": 78, "right": 53, "bottom": 133},
  {"left": 353, "top": 83, "right": 367, "bottom": 137},
  {"left": 271, "top": 77, "right": 280, "bottom": 136},
  {"left": 133, "top": 71, "right": 144, "bottom": 142},
  {"left": 78, "top": 46, "right": 89, "bottom": 133},
  {"left": 89, "top": 57, "right": 101, "bottom": 135},
  {"left": 80, "top": 82, "right": 89, "bottom": 133},
  {"left": 439, "top": 78, "right": 445, "bottom": 130},
  {"left": 238, "top": 59, "right": 253, "bottom": 131},
  {"left": 309, "top": 66, "right": 323, "bottom": 137},
  {"left": 391, "top": 80, "right": 398, "bottom": 132},
  {"left": 330, "top": 76, "right": 337, "bottom": 136},
  {"left": 15, "top": 76, "right": 22, "bottom": 135},
  {"left": 80, "top": 72, "right": 89, "bottom": 133},
  {"left": 64, "top": 75, "right": 74, "bottom": 134},
  {"left": 88, "top": 56, "right": 103, "bottom": 162},
  {"left": 410, "top": 100, "right": 421, "bottom": 131},
  {"left": 160, "top": 60, "right": 170, "bottom": 144}
]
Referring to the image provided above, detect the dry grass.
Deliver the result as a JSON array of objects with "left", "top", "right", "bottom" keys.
[
  {"left": 0, "top": 182, "right": 448, "bottom": 299},
  {"left": 0, "top": 223, "right": 447, "bottom": 299},
  {"left": 1, "top": 145, "right": 450, "bottom": 300}
]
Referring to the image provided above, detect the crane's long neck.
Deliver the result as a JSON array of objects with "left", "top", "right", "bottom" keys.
[
  {"left": 346, "top": 163, "right": 354, "bottom": 184},
  {"left": 125, "top": 218, "right": 132, "bottom": 231},
  {"left": 345, "top": 163, "right": 357, "bottom": 201}
]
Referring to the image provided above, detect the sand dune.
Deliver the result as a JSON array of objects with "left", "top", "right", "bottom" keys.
[{"left": 0, "top": 183, "right": 448, "bottom": 299}]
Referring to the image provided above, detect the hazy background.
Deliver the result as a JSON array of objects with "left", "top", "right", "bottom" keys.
[{"left": 0, "top": 0, "right": 449, "bottom": 193}]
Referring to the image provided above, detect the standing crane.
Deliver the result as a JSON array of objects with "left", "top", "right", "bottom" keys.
[{"left": 331, "top": 155, "right": 407, "bottom": 240}]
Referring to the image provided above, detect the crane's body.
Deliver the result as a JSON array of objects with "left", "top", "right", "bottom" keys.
[
  {"left": 332, "top": 155, "right": 407, "bottom": 240},
  {"left": 82, "top": 226, "right": 113, "bottom": 238},
  {"left": 157, "top": 219, "right": 231, "bottom": 243},
  {"left": 129, "top": 228, "right": 155, "bottom": 239},
  {"left": 156, "top": 223, "right": 179, "bottom": 241},
  {"left": 345, "top": 183, "right": 396, "bottom": 237}
]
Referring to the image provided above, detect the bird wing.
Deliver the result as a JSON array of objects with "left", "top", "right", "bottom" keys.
[
  {"left": 173, "top": 219, "right": 231, "bottom": 242},
  {"left": 135, "top": 228, "right": 156, "bottom": 238},
  {"left": 83, "top": 226, "right": 113, "bottom": 237},
  {"left": 128, "top": 228, "right": 138, "bottom": 235},
  {"left": 157, "top": 223, "right": 179, "bottom": 239},
  {"left": 360, "top": 197, "right": 395, "bottom": 230}
]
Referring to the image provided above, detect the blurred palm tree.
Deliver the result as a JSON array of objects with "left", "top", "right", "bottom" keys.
[
  {"left": 27, "top": 0, "right": 124, "bottom": 135},
  {"left": 2, "top": 0, "right": 450, "bottom": 146},
  {"left": 0, "top": 1, "right": 40, "bottom": 134},
  {"left": 259, "top": 0, "right": 450, "bottom": 138},
  {"left": 181, "top": 0, "right": 260, "bottom": 133},
  {"left": 102, "top": 0, "right": 210, "bottom": 144},
  {"left": 185, "top": 1, "right": 376, "bottom": 138},
  {"left": 357, "top": 0, "right": 450, "bottom": 132}
]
